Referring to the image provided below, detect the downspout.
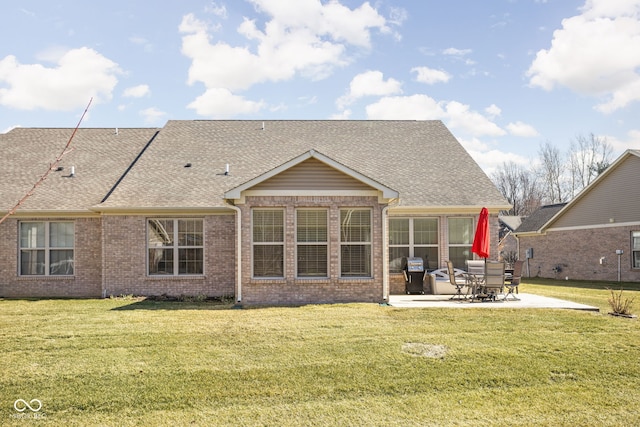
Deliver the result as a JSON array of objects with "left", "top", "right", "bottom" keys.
[
  {"left": 381, "top": 199, "right": 399, "bottom": 302},
  {"left": 225, "top": 200, "right": 242, "bottom": 305}
]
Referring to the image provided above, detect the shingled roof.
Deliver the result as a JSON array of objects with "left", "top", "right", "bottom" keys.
[
  {"left": 514, "top": 203, "right": 567, "bottom": 234},
  {"left": 98, "top": 120, "right": 510, "bottom": 211},
  {"left": 0, "top": 128, "right": 158, "bottom": 213},
  {"left": 1, "top": 120, "right": 510, "bottom": 213}
]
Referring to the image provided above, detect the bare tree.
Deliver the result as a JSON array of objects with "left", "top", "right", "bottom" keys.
[
  {"left": 568, "top": 133, "right": 613, "bottom": 197},
  {"left": 519, "top": 168, "right": 543, "bottom": 215},
  {"left": 537, "top": 141, "right": 566, "bottom": 204},
  {"left": 492, "top": 161, "right": 542, "bottom": 216}
]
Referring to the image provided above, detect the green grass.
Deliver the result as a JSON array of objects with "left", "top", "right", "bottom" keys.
[{"left": 1, "top": 281, "right": 639, "bottom": 426}]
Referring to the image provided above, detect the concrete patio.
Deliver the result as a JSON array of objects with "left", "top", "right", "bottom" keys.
[{"left": 388, "top": 293, "right": 599, "bottom": 311}]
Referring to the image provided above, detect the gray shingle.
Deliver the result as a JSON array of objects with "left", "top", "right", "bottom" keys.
[
  {"left": 515, "top": 203, "right": 567, "bottom": 233},
  {"left": 1, "top": 121, "right": 510, "bottom": 213},
  {"left": 99, "top": 120, "right": 510, "bottom": 210},
  {"left": 0, "top": 128, "right": 158, "bottom": 212}
]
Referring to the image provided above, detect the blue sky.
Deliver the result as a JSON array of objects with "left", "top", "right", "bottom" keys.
[{"left": 1, "top": 0, "right": 640, "bottom": 174}]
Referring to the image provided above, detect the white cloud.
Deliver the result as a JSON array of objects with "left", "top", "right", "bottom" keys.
[
  {"left": 187, "top": 87, "right": 265, "bottom": 117},
  {"left": 336, "top": 70, "right": 402, "bottom": 109},
  {"left": 180, "top": 2, "right": 393, "bottom": 117},
  {"left": 445, "top": 101, "right": 506, "bottom": 137},
  {"left": 411, "top": 66, "right": 451, "bottom": 84},
  {"left": 605, "top": 128, "right": 640, "bottom": 151},
  {"left": 467, "top": 148, "right": 531, "bottom": 176},
  {"left": 365, "top": 94, "right": 445, "bottom": 120},
  {"left": 248, "top": 0, "right": 389, "bottom": 47},
  {"left": 0, "top": 47, "right": 121, "bottom": 111},
  {"left": 527, "top": 0, "right": 640, "bottom": 113},
  {"left": 443, "top": 47, "right": 472, "bottom": 56},
  {"left": 330, "top": 109, "right": 352, "bottom": 120},
  {"left": 205, "top": 2, "right": 228, "bottom": 18},
  {"left": 130, "top": 36, "right": 154, "bottom": 52},
  {"left": 365, "top": 94, "right": 505, "bottom": 137},
  {"left": 139, "top": 107, "right": 166, "bottom": 124},
  {"left": 485, "top": 104, "right": 502, "bottom": 118},
  {"left": 506, "top": 121, "right": 539, "bottom": 137},
  {"left": 388, "top": 7, "right": 408, "bottom": 26},
  {"left": 123, "top": 84, "right": 150, "bottom": 98}
]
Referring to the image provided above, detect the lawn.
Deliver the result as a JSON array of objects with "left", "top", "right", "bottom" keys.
[{"left": 1, "top": 280, "right": 639, "bottom": 426}]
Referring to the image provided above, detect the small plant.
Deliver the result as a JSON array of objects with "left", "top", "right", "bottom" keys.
[{"left": 607, "top": 287, "right": 635, "bottom": 316}]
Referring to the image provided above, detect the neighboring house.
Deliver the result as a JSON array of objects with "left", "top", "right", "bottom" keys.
[
  {"left": 497, "top": 215, "right": 523, "bottom": 264},
  {"left": 514, "top": 149, "right": 640, "bottom": 283},
  {"left": 0, "top": 120, "right": 510, "bottom": 305}
]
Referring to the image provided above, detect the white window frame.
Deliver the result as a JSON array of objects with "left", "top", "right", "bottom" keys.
[
  {"left": 389, "top": 217, "right": 439, "bottom": 272},
  {"left": 448, "top": 217, "right": 474, "bottom": 269},
  {"left": 296, "top": 209, "right": 329, "bottom": 278},
  {"left": 147, "top": 218, "right": 204, "bottom": 276},
  {"left": 339, "top": 208, "right": 372, "bottom": 278},
  {"left": 251, "top": 208, "right": 285, "bottom": 278},
  {"left": 632, "top": 231, "right": 640, "bottom": 269},
  {"left": 19, "top": 221, "right": 75, "bottom": 276}
]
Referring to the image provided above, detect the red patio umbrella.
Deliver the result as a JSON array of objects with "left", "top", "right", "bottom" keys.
[{"left": 472, "top": 207, "right": 490, "bottom": 259}]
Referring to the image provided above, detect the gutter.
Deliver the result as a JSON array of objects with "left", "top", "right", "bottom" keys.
[{"left": 225, "top": 200, "right": 242, "bottom": 306}]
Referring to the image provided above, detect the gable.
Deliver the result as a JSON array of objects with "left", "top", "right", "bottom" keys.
[
  {"left": 224, "top": 149, "right": 399, "bottom": 201},
  {"left": 251, "top": 157, "right": 373, "bottom": 192},
  {"left": 549, "top": 153, "right": 640, "bottom": 229}
]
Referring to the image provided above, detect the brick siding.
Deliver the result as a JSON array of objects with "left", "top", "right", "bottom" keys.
[
  {"left": 237, "top": 196, "right": 385, "bottom": 305},
  {"left": 0, "top": 217, "right": 102, "bottom": 297},
  {"left": 103, "top": 215, "right": 236, "bottom": 298},
  {"left": 518, "top": 225, "right": 640, "bottom": 283}
]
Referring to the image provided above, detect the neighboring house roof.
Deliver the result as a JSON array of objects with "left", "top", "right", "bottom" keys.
[
  {"left": 499, "top": 215, "right": 523, "bottom": 231},
  {"left": 515, "top": 203, "right": 566, "bottom": 234},
  {"left": 543, "top": 149, "right": 640, "bottom": 230},
  {"left": 514, "top": 149, "right": 640, "bottom": 234},
  {"left": 1, "top": 121, "right": 510, "bottom": 214},
  {"left": 98, "top": 120, "right": 510, "bottom": 211},
  {"left": 0, "top": 128, "right": 159, "bottom": 214}
]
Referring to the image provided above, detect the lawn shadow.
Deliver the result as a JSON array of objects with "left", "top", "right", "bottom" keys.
[{"left": 111, "top": 296, "right": 238, "bottom": 311}]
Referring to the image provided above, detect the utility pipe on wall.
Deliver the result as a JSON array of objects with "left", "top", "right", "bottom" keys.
[
  {"left": 382, "top": 205, "right": 390, "bottom": 302},
  {"left": 225, "top": 201, "right": 242, "bottom": 304}
]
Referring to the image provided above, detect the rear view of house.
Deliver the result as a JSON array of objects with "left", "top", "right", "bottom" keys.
[{"left": 0, "top": 120, "right": 510, "bottom": 305}]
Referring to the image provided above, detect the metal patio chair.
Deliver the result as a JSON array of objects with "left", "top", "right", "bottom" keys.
[
  {"left": 504, "top": 260, "right": 523, "bottom": 301},
  {"left": 446, "top": 260, "right": 469, "bottom": 300}
]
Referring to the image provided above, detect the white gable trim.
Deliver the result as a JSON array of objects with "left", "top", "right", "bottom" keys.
[{"left": 224, "top": 149, "right": 399, "bottom": 200}]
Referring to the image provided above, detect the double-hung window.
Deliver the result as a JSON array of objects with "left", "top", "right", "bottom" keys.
[
  {"left": 340, "top": 209, "right": 371, "bottom": 277},
  {"left": 297, "top": 209, "right": 328, "bottom": 278},
  {"left": 20, "top": 221, "right": 74, "bottom": 275},
  {"left": 252, "top": 209, "right": 284, "bottom": 278},
  {"left": 448, "top": 217, "right": 473, "bottom": 270},
  {"left": 147, "top": 219, "right": 203, "bottom": 275},
  {"left": 389, "top": 218, "right": 438, "bottom": 272},
  {"left": 633, "top": 231, "right": 640, "bottom": 269}
]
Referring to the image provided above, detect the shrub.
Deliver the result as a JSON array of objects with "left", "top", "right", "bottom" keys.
[{"left": 607, "top": 287, "right": 635, "bottom": 316}]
